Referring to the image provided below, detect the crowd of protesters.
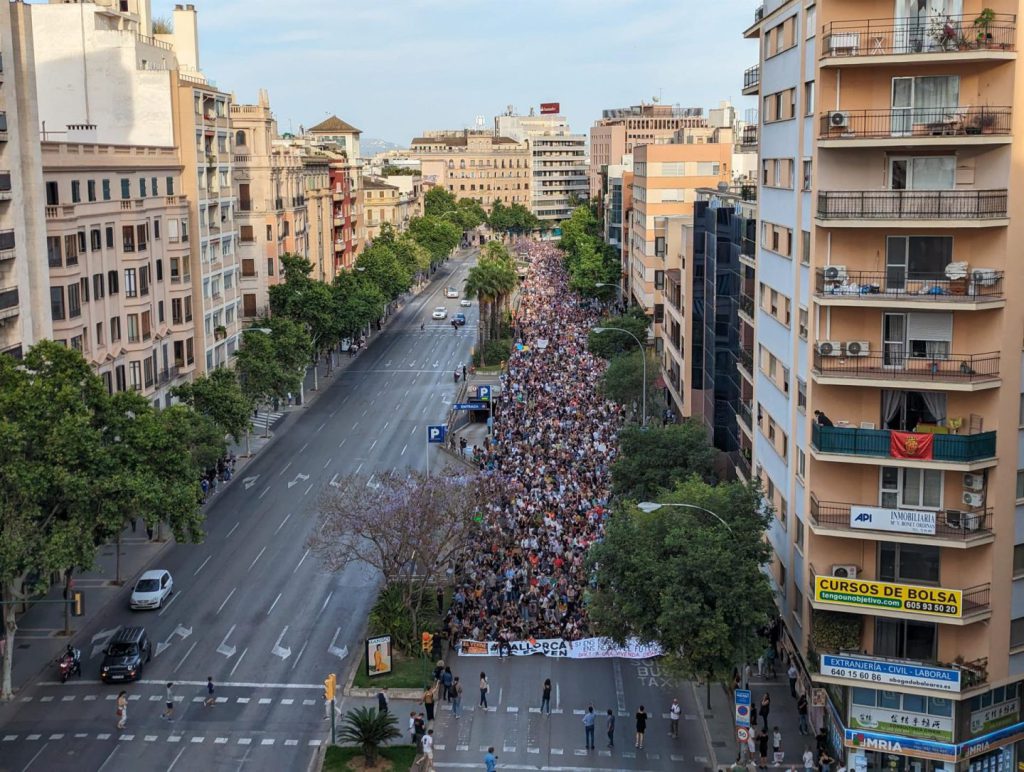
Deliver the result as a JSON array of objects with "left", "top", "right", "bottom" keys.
[{"left": 444, "top": 241, "right": 622, "bottom": 645}]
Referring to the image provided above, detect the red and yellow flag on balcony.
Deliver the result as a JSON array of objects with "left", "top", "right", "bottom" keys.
[{"left": 890, "top": 431, "right": 934, "bottom": 460}]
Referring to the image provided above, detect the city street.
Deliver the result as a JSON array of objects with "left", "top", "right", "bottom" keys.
[{"left": 0, "top": 251, "right": 480, "bottom": 772}]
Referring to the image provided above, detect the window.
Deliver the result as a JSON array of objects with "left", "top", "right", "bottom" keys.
[
  {"left": 87, "top": 180, "right": 97, "bottom": 202},
  {"left": 139, "top": 265, "right": 149, "bottom": 296},
  {"left": 879, "top": 541, "right": 939, "bottom": 584},
  {"left": 95, "top": 321, "right": 103, "bottom": 346},
  {"left": 122, "top": 225, "right": 135, "bottom": 252},
  {"left": 71, "top": 180, "right": 81, "bottom": 203},
  {"left": 184, "top": 297, "right": 192, "bottom": 322},
  {"left": 136, "top": 223, "right": 148, "bottom": 251},
  {"left": 802, "top": 159, "right": 812, "bottom": 190},
  {"left": 108, "top": 270, "right": 119, "bottom": 295},
  {"left": 50, "top": 286, "right": 65, "bottom": 320},
  {"left": 105, "top": 226, "right": 114, "bottom": 249},
  {"left": 115, "top": 364, "right": 126, "bottom": 392},
  {"left": 153, "top": 219, "right": 161, "bottom": 240},
  {"left": 166, "top": 176, "right": 174, "bottom": 195},
  {"left": 801, "top": 231, "right": 810, "bottom": 266},
  {"left": 90, "top": 229, "right": 101, "bottom": 251},
  {"left": 120, "top": 178, "right": 131, "bottom": 200},
  {"left": 804, "top": 81, "right": 814, "bottom": 116},
  {"left": 151, "top": 177, "right": 158, "bottom": 196},
  {"left": 139, "top": 178, "right": 146, "bottom": 198},
  {"left": 124, "top": 268, "right": 137, "bottom": 298},
  {"left": 102, "top": 179, "right": 111, "bottom": 200},
  {"left": 266, "top": 225, "right": 273, "bottom": 241},
  {"left": 876, "top": 618, "right": 936, "bottom": 660},
  {"left": 93, "top": 273, "right": 104, "bottom": 299},
  {"left": 127, "top": 314, "right": 140, "bottom": 343},
  {"left": 129, "top": 361, "right": 142, "bottom": 391},
  {"left": 797, "top": 378, "right": 807, "bottom": 411},
  {"left": 885, "top": 236, "right": 953, "bottom": 285},
  {"left": 797, "top": 449, "right": 806, "bottom": 481},
  {"left": 110, "top": 316, "right": 121, "bottom": 342},
  {"left": 141, "top": 311, "right": 151, "bottom": 341},
  {"left": 46, "top": 236, "right": 62, "bottom": 267},
  {"left": 1012, "top": 619, "right": 1024, "bottom": 650},
  {"left": 267, "top": 258, "right": 275, "bottom": 277},
  {"left": 79, "top": 276, "right": 89, "bottom": 303},
  {"left": 1017, "top": 470, "right": 1024, "bottom": 501},
  {"left": 64, "top": 235, "right": 78, "bottom": 266},
  {"left": 172, "top": 298, "right": 183, "bottom": 325},
  {"left": 45, "top": 181, "right": 59, "bottom": 206}
]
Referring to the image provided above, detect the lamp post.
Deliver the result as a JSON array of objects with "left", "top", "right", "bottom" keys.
[
  {"left": 636, "top": 501, "right": 734, "bottom": 534},
  {"left": 594, "top": 281, "right": 622, "bottom": 306},
  {"left": 593, "top": 325, "right": 646, "bottom": 427}
]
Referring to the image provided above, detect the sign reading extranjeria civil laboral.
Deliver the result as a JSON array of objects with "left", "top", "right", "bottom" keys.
[{"left": 814, "top": 576, "right": 962, "bottom": 618}]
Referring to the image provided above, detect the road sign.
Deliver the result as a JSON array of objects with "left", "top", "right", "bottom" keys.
[
  {"left": 452, "top": 402, "right": 487, "bottom": 411},
  {"left": 735, "top": 688, "right": 751, "bottom": 727},
  {"left": 737, "top": 727, "right": 750, "bottom": 743},
  {"left": 477, "top": 385, "right": 491, "bottom": 402},
  {"left": 427, "top": 425, "right": 447, "bottom": 444}
]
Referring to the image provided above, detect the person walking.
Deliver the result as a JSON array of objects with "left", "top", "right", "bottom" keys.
[
  {"left": 606, "top": 709, "right": 615, "bottom": 748},
  {"left": 421, "top": 729, "right": 434, "bottom": 771},
  {"left": 479, "top": 672, "right": 489, "bottom": 709},
  {"left": 796, "top": 693, "right": 809, "bottom": 735},
  {"left": 541, "top": 678, "right": 552, "bottom": 714},
  {"left": 409, "top": 712, "right": 418, "bottom": 743},
  {"left": 759, "top": 692, "right": 771, "bottom": 729},
  {"left": 441, "top": 667, "right": 454, "bottom": 702},
  {"left": 116, "top": 691, "right": 128, "bottom": 730},
  {"left": 787, "top": 662, "right": 799, "bottom": 698},
  {"left": 757, "top": 726, "right": 769, "bottom": 771},
  {"left": 161, "top": 682, "right": 175, "bottom": 721},
  {"left": 635, "top": 705, "right": 648, "bottom": 749},
  {"left": 669, "top": 697, "right": 681, "bottom": 738},
  {"left": 484, "top": 747, "right": 498, "bottom": 772},
  {"left": 204, "top": 676, "right": 216, "bottom": 707},
  {"left": 583, "top": 706, "right": 596, "bottom": 750},
  {"left": 414, "top": 714, "right": 426, "bottom": 747},
  {"left": 772, "top": 725, "right": 784, "bottom": 766},
  {"left": 452, "top": 676, "right": 463, "bottom": 719},
  {"left": 802, "top": 746, "right": 816, "bottom": 771},
  {"left": 423, "top": 685, "right": 435, "bottom": 722}
]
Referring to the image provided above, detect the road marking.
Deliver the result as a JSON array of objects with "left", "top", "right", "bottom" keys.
[
  {"left": 190, "top": 736, "right": 205, "bottom": 743},
  {"left": 217, "top": 588, "right": 236, "bottom": 615},
  {"left": 354, "top": 462, "right": 363, "bottom": 474},
  {"left": 166, "top": 747, "right": 187, "bottom": 771},
  {"left": 320, "top": 592, "right": 333, "bottom": 615},
  {"left": 369, "top": 439, "right": 377, "bottom": 451},
  {"left": 299, "top": 442, "right": 309, "bottom": 453},
  {"left": 278, "top": 461, "right": 292, "bottom": 477},
  {"left": 323, "top": 458, "right": 332, "bottom": 469},
  {"left": 216, "top": 626, "right": 238, "bottom": 658},
  {"left": 352, "top": 421, "right": 359, "bottom": 429},
  {"left": 328, "top": 627, "right": 348, "bottom": 660},
  {"left": 226, "top": 522, "right": 240, "bottom": 539},
  {"left": 172, "top": 640, "right": 197, "bottom": 673},
  {"left": 267, "top": 593, "right": 282, "bottom": 615},
  {"left": 556, "top": 683, "right": 560, "bottom": 711},
  {"left": 294, "top": 548, "right": 310, "bottom": 574},
  {"left": 287, "top": 473, "right": 310, "bottom": 489},
  {"left": 272, "top": 626, "right": 292, "bottom": 660},
  {"left": 613, "top": 659, "right": 626, "bottom": 714},
  {"left": 193, "top": 556, "right": 212, "bottom": 576},
  {"left": 329, "top": 411, "right": 336, "bottom": 418},
  {"left": 275, "top": 512, "right": 292, "bottom": 534},
  {"left": 304, "top": 483, "right": 314, "bottom": 495},
  {"left": 338, "top": 439, "right": 346, "bottom": 448},
  {"left": 258, "top": 485, "right": 270, "bottom": 500},
  {"left": 157, "top": 591, "right": 180, "bottom": 617},
  {"left": 281, "top": 698, "right": 294, "bottom": 705},
  {"left": 317, "top": 423, "right": 325, "bottom": 433},
  {"left": 248, "top": 547, "right": 267, "bottom": 571},
  {"left": 383, "top": 421, "right": 390, "bottom": 431},
  {"left": 215, "top": 737, "right": 228, "bottom": 744},
  {"left": 401, "top": 444, "right": 408, "bottom": 455},
  {"left": 229, "top": 648, "right": 248, "bottom": 677},
  {"left": 410, "top": 425, "right": 417, "bottom": 436},
  {"left": 290, "top": 638, "right": 309, "bottom": 670},
  {"left": 243, "top": 476, "right": 259, "bottom": 490}
]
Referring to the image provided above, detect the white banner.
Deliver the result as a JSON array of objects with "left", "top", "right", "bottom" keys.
[
  {"left": 850, "top": 505, "right": 936, "bottom": 535},
  {"left": 457, "top": 637, "right": 663, "bottom": 659}
]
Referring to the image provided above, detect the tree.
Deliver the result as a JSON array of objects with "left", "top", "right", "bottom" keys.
[
  {"left": 599, "top": 350, "right": 663, "bottom": 422},
  {"left": 309, "top": 471, "right": 493, "bottom": 653},
  {"left": 235, "top": 317, "right": 312, "bottom": 428},
  {"left": 171, "top": 368, "right": 253, "bottom": 443},
  {"left": 408, "top": 215, "right": 461, "bottom": 266},
  {"left": 611, "top": 422, "right": 717, "bottom": 501},
  {"left": 339, "top": 706, "right": 401, "bottom": 766},
  {"left": 455, "top": 197, "right": 487, "bottom": 230},
  {"left": 333, "top": 270, "right": 386, "bottom": 339},
  {"left": 392, "top": 233, "right": 432, "bottom": 283},
  {"left": 587, "top": 312, "right": 650, "bottom": 359},
  {"left": 464, "top": 254, "right": 516, "bottom": 353},
  {"left": 356, "top": 242, "right": 411, "bottom": 301},
  {"left": 559, "top": 205, "right": 620, "bottom": 298},
  {"left": 586, "top": 477, "right": 774, "bottom": 696},
  {"left": 424, "top": 186, "right": 458, "bottom": 218}
]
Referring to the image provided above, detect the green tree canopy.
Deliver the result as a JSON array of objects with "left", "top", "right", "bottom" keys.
[
  {"left": 355, "top": 241, "right": 412, "bottom": 301},
  {"left": 235, "top": 316, "right": 312, "bottom": 409},
  {"left": 489, "top": 201, "right": 540, "bottom": 233},
  {"left": 407, "top": 215, "right": 461, "bottom": 266},
  {"left": 464, "top": 252, "right": 517, "bottom": 349},
  {"left": 455, "top": 197, "right": 487, "bottom": 230},
  {"left": 587, "top": 477, "right": 774, "bottom": 683},
  {"left": 332, "top": 270, "right": 386, "bottom": 338},
  {"left": 269, "top": 253, "right": 344, "bottom": 362},
  {"left": 424, "top": 186, "right": 458, "bottom": 218},
  {"left": 599, "top": 350, "right": 662, "bottom": 421},
  {"left": 587, "top": 311, "right": 650, "bottom": 359},
  {"left": 171, "top": 367, "right": 253, "bottom": 443},
  {"left": 559, "top": 205, "right": 620, "bottom": 298},
  {"left": 611, "top": 422, "right": 717, "bottom": 501}
]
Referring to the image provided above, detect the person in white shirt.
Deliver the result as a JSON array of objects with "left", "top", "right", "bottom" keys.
[
  {"left": 669, "top": 698, "right": 682, "bottom": 738},
  {"left": 803, "top": 746, "right": 816, "bottom": 771},
  {"left": 420, "top": 729, "right": 434, "bottom": 771}
]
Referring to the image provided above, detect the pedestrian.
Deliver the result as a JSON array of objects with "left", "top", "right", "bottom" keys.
[
  {"left": 583, "top": 705, "right": 596, "bottom": 750},
  {"left": 747, "top": 727, "right": 758, "bottom": 763},
  {"left": 421, "top": 729, "right": 434, "bottom": 771},
  {"left": 772, "top": 725, "right": 784, "bottom": 766},
  {"left": 541, "top": 678, "right": 551, "bottom": 714},
  {"left": 484, "top": 747, "right": 498, "bottom": 772},
  {"left": 797, "top": 693, "right": 809, "bottom": 735},
  {"left": 788, "top": 662, "right": 798, "bottom": 697},
  {"left": 409, "top": 712, "right": 418, "bottom": 742},
  {"left": 757, "top": 726, "right": 769, "bottom": 771},
  {"left": 452, "top": 676, "right": 463, "bottom": 719},
  {"left": 423, "top": 685, "right": 435, "bottom": 722},
  {"left": 606, "top": 708, "right": 615, "bottom": 748},
  {"left": 479, "top": 672, "right": 489, "bottom": 708},
  {"left": 414, "top": 713, "right": 426, "bottom": 746},
  {"left": 162, "top": 683, "right": 175, "bottom": 721},
  {"left": 204, "top": 676, "right": 215, "bottom": 707},
  {"left": 669, "top": 697, "right": 681, "bottom": 738},
  {"left": 436, "top": 586, "right": 444, "bottom": 615},
  {"left": 441, "top": 667, "right": 454, "bottom": 702},
  {"left": 802, "top": 747, "right": 815, "bottom": 771},
  {"left": 743, "top": 662, "right": 753, "bottom": 690},
  {"left": 819, "top": 750, "right": 834, "bottom": 772},
  {"left": 462, "top": 364, "right": 467, "bottom": 381},
  {"left": 635, "top": 705, "right": 648, "bottom": 749},
  {"left": 116, "top": 690, "right": 127, "bottom": 730},
  {"left": 378, "top": 688, "right": 389, "bottom": 715},
  {"left": 759, "top": 693, "right": 771, "bottom": 729}
]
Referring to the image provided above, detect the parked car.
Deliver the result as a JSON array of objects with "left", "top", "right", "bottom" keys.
[
  {"left": 100, "top": 626, "right": 152, "bottom": 683},
  {"left": 453, "top": 313, "right": 467, "bottom": 327},
  {"left": 130, "top": 570, "right": 173, "bottom": 610},
  {"left": 459, "top": 298, "right": 472, "bottom": 307},
  {"left": 432, "top": 307, "right": 448, "bottom": 320},
  {"left": 445, "top": 287, "right": 459, "bottom": 298}
]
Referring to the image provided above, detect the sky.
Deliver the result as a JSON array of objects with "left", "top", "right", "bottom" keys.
[{"left": 153, "top": 0, "right": 760, "bottom": 147}]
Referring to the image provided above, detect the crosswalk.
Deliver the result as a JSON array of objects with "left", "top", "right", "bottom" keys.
[
  {"left": 0, "top": 731, "right": 322, "bottom": 748},
  {"left": 250, "top": 410, "right": 285, "bottom": 433}
]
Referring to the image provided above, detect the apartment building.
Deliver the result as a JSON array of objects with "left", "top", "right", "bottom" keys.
[
  {"left": 42, "top": 141, "right": 195, "bottom": 404},
  {"left": 744, "top": 2, "right": 1024, "bottom": 770},
  {"left": 361, "top": 175, "right": 422, "bottom": 243},
  {"left": 408, "top": 130, "right": 530, "bottom": 211},
  {"left": 302, "top": 153, "right": 334, "bottom": 284},
  {"left": 494, "top": 108, "right": 589, "bottom": 222},
  {"left": 601, "top": 156, "right": 633, "bottom": 256}
]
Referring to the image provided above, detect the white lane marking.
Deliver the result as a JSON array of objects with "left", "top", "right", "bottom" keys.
[
  {"left": 278, "top": 461, "right": 292, "bottom": 477},
  {"left": 193, "top": 556, "right": 212, "bottom": 576},
  {"left": 316, "top": 423, "right": 325, "bottom": 433},
  {"left": 369, "top": 439, "right": 377, "bottom": 451},
  {"left": 275, "top": 512, "right": 292, "bottom": 534},
  {"left": 304, "top": 483, "right": 314, "bottom": 495},
  {"left": 267, "top": 593, "right": 282, "bottom": 615},
  {"left": 166, "top": 746, "right": 187, "bottom": 771},
  {"left": 354, "top": 462, "right": 363, "bottom": 474},
  {"left": 290, "top": 638, "right": 309, "bottom": 670},
  {"left": 248, "top": 546, "right": 267, "bottom": 571},
  {"left": 613, "top": 659, "right": 627, "bottom": 713},
  {"left": 226, "top": 522, "right": 240, "bottom": 539},
  {"left": 216, "top": 626, "right": 237, "bottom": 658},
  {"left": 338, "top": 439, "right": 346, "bottom": 448},
  {"left": 323, "top": 458, "right": 332, "bottom": 469},
  {"left": 299, "top": 442, "right": 309, "bottom": 453},
  {"left": 216, "top": 588, "right": 236, "bottom": 615},
  {"left": 157, "top": 591, "right": 180, "bottom": 617},
  {"left": 172, "top": 640, "right": 197, "bottom": 673},
  {"left": 319, "top": 592, "right": 333, "bottom": 615},
  {"left": 352, "top": 421, "right": 358, "bottom": 429},
  {"left": 401, "top": 444, "right": 408, "bottom": 455},
  {"left": 229, "top": 647, "right": 248, "bottom": 677},
  {"left": 258, "top": 485, "right": 270, "bottom": 500},
  {"left": 93, "top": 746, "right": 117, "bottom": 772},
  {"left": 410, "top": 425, "right": 417, "bottom": 436},
  {"left": 293, "top": 548, "right": 310, "bottom": 574}
]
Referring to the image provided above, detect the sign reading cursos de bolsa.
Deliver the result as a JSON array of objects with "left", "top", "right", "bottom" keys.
[{"left": 814, "top": 576, "right": 962, "bottom": 618}]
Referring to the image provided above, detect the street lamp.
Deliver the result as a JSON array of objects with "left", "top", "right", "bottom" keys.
[
  {"left": 636, "top": 501, "right": 734, "bottom": 534},
  {"left": 593, "top": 282, "right": 622, "bottom": 305},
  {"left": 593, "top": 325, "right": 646, "bottom": 427}
]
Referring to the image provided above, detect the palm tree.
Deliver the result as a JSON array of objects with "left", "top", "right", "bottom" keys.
[
  {"left": 464, "top": 260, "right": 501, "bottom": 356},
  {"left": 339, "top": 706, "right": 401, "bottom": 766}
]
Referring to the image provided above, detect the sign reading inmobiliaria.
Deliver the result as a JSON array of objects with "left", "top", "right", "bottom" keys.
[{"left": 458, "top": 637, "right": 663, "bottom": 659}]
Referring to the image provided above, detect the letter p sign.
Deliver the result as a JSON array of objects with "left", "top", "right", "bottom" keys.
[{"left": 427, "top": 425, "right": 447, "bottom": 444}]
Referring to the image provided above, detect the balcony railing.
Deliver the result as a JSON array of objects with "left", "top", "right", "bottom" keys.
[
  {"left": 811, "top": 423, "right": 996, "bottom": 463},
  {"left": 739, "top": 293, "right": 754, "bottom": 318},
  {"left": 754, "top": 5, "right": 764, "bottom": 23},
  {"left": 813, "top": 350, "right": 1000, "bottom": 383},
  {"left": 821, "top": 14, "right": 1016, "bottom": 59},
  {"left": 810, "top": 498, "right": 993, "bottom": 541},
  {"left": 738, "top": 347, "right": 753, "bottom": 374},
  {"left": 820, "top": 106, "right": 1012, "bottom": 139},
  {"left": 740, "top": 125, "right": 758, "bottom": 146},
  {"left": 0, "top": 286, "right": 18, "bottom": 318},
  {"left": 814, "top": 268, "right": 1004, "bottom": 302},
  {"left": 743, "top": 64, "right": 760, "bottom": 91},
  {"left": 817, "top": 190, "right": 1008, "bottom": 220},
  {"left": 738, "top": 400, "right": 753, "bottom": 430}
]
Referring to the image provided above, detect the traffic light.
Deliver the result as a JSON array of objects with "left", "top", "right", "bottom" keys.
[
  {"left": 71, "top": 590, "right": 85, "bottom": 617},
  {"left": 323, "top": 673, "right": 336, "bottom": 702},
  {"left": 421, "top": 632, "right": 433, "bottom": 654}
]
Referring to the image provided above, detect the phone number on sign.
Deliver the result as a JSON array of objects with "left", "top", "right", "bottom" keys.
[
  {"left": 903, "top": 600, "right": 959, "bottom": 615},
  {"left": 824, "top": 668, "right": 886, "bottom": 683}
]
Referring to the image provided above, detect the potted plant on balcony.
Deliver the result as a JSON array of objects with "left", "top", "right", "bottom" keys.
[
  {"left": 214, "top": 324, "right": 227, "bottom": 341},
  {"left": 929, "top": 15, "right": 958, "bottom": 50},
  {"left": 974, "top": 8, "right": 996, "bottom": 48}
]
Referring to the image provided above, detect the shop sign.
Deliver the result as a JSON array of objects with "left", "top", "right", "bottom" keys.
[
  {"left": 961, "top": 720, "right": 1024, "bottom": 760},
  {"left": 814, "top": 576, "right": 962, "bottom": 618},
  {"left": 844, "top": 728, "right": 957, "bottom": 762},
  {"left": 820, "top": 654, "right": 961, "bottom": 693},
  {"left": 850, "top": 505, "right": 936, "bottom": 535},
  {"left": 850, "top": 706, "right": 953, "bottom": 743},
  {"left": 970, "top": 700, "right": 1020, "bottom": 735}
]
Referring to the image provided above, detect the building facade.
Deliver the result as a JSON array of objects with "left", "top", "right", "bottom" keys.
[{"left": 744, "top": 2, "right": 1024, "bottom": 770}]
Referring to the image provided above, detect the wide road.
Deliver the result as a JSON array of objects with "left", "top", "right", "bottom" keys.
[{"left": 0, "top": 250, "right": 480, "bottom": 772}]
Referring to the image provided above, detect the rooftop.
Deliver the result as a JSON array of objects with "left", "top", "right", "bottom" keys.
[{"left": 307, "top": 115, "right": 361, "bottom": 135}]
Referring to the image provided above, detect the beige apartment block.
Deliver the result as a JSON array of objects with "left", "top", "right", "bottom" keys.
[
  {"left": 302, "top": 153, "right": 334, "bottom": 284},
  {"left": 362, "top": 175, "right": 422, "bottom": 243},
  {"left": 41, "top": 142, "right": 196, "bottom": 404},
  {"left": 409, "top": 131, "right": 529, "bottom": 211},
  {"left": 745, "top": 1, "right": 1024, "bottom": 768}
]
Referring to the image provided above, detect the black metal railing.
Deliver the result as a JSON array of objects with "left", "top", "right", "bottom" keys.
[
  {"left": 738, "top": 347, "right": 754, "bottom": 374},
  {"left": 820, "top": 106, "right": 1012, "bottom": 139},
  {"left": 821, "top": 13, "right": 1016, "bottom": 58},
  {"left": 810, "top": 499, "right": 992, "bottom": 541},
  {"left": 740, "top": 125, "right": 758, "bottom": 146},
  {"left": 739, "top": 293, "right": 754, "bottom": 318},
  {"left": 754, "top": 5, "right": 764, "bottom": 23},
  {"left": 812, "top": 423, "right": 996, "bottom": 462},
  {"left": 814, "top": 268, "right": 1004, "bottom": 301},
  {"left": 813, "top": 350, "right": 1000, "bottom": 382},
  {"left": 817, "top": 189, "right": 1008, "bottom": 220},
  {"left": 738, "top": 401, "right": 753, "bottom": 429},
  {"left": 743, "top": 64, "right": 760, "bottom": 91}
]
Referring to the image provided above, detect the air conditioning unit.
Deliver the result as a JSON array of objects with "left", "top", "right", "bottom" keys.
[
  {"left": 963, "top": 473, "right": 985, "bottom": 492},
  {"left": 971, "top": 268, "right": 999, "bottom": 286},
  {"left": 962, "top": 491, "right": 985, "bottom": 508},
  {"left": 817, "top": 341, "right": 844, "bottom": 357},
  {"left": 831, "top": 564, "right": 858, "bottom": 579},
  {"left": 823, "top": 265, "right": 848, "bottom": 282},
  {"left": 946, "top": 510, "right": 982, "bottom": 531},
  {"left": 829, "top": 111, "right": 851, "bottom": 129},
  {"left": 845, "top": 341, "right": 870, "bottom": 357}
]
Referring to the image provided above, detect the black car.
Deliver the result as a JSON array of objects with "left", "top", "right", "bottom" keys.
[
  {"left": 453, "top": 313, "right": 467, "bottom": 327},
  {"left": 100, "top": 626, "right": 152, "bottom": 683}
]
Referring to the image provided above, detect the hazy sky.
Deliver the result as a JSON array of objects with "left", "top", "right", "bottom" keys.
[{"left": 153, "top": 0, "right": 759, "bottom": 146}]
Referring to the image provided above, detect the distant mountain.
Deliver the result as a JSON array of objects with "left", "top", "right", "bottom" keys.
[{"left": 361, "top": 136, "right": 405, "bottom": 156}]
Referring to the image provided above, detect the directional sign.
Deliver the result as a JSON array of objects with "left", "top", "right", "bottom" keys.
[
  {"left": 155, "top": 624, "right": 193, "bottom": 658},
  {"left": 427, "top": 425, "right": 447, "bottom": 444},
  {"left": 452, "top": 402, "right": 487, "bottom": 411},
  {"left": 243, "top": 475, "right": 260, "bottom": 491},
  {"left": 287, "top": 473, "right": 310, "bottom": 489},
  {"left": 477, "top": 385, "right": 491, "bottom": 402},
  {"left": 735, "top": 688, "right": 751, "bottom": 727}
]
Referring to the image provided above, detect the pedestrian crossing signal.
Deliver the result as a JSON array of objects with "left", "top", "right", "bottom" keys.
[
  {"left": 421, "top": 632, "right": 433, "bottom": 653},
  {"left": 71, "top": 590, "right": 85, "bottom": 617},
  {"left": 324, "top": 673, "right": 337, "bottom": 702}
]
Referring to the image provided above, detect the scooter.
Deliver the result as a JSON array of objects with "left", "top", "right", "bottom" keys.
[{"left": 58, "top": 647, "right": 82, "bottom": 683}]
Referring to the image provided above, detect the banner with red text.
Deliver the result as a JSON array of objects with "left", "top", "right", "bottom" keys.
[{"left": 457, "top": 637, "right": 662, "bottom": 659}]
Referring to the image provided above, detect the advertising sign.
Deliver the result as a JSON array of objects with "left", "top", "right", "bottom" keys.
[
  {"left": 820, "top": 654, "right": 961, "bottom": 693},
  {"left": 970, "top": 699, "right": 1020, "bottom": 735},
  {"left": 365, "top": 635, "right": 392, "bottom": 677},
  {"left": 735, "top": 689, "right": 751, "bottom": 727},
  {"left": 850, "top": 706, "right": 954, "bottom": 743},
  {"left": 850, "top": 505, "right": 936, "bottom": 536},
  {"left": 844, "top": 728, "right": 957, "bottom": 762},
  {"left": 814, "top": 576, "right": 962, "bottom": 618},
  {"left": 540, "top": 102, "right": 560, "bottom": 114}
]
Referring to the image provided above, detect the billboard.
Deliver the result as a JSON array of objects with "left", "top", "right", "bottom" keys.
[
  {"left": 814, "top": 575, "right": 962, "bottom": 618},
  {"left": 540, "top": 102, "right": 560, "bottom": 114},
  {"left": 365, "top": 635, "right": 392, "bottom": 677}
]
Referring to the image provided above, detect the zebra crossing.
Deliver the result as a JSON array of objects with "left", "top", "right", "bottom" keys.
[{"left": 249, "top": 410, "right": 285, "bottom": 433}]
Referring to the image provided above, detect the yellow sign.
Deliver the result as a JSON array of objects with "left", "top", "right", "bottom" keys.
[{"left": 814, "top": 576, "right": 962, "bottom": 618}]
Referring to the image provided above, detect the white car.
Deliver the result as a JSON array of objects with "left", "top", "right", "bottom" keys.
[
  {"left": 130, "top": 570, "right": 173, "bottom": 610},
  {"left": 459, "top": 298, "right": 472, "bottom": 307},
  {"left": 445, "top": 287, "right": 459, "bottom": 298},
  {"left": 431, "top": 307, "right": 448, "bottom": 320}
]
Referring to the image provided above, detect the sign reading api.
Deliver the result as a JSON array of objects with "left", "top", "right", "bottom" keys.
[{"left": 814, "top": 576, "right": 962, "bottom": 618}]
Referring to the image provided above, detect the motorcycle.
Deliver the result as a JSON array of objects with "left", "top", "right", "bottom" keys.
[{"left": 58, "top": 647, "right": 82, "bottom": 683}]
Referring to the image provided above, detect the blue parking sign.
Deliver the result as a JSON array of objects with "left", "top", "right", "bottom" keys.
[
  {"left": 427, "top": 425, "right": 447, "bottom": 444},
  {"left": 477, "top": 385, "right": 491, "bottom": 402}
]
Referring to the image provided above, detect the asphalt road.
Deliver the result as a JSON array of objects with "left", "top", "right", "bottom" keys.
[{"left": 0, "top": 251, "right": 480, "bottom": 772}]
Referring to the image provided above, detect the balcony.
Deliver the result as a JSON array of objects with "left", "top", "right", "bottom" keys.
[
  {"left": 739, "top": 125, "right": 758, "bottom": 148},
  {"left": 742, "top": 64, "right": 760, "bottom": 95},
  {"left": 819, "top": 106, "right": 1012, "bottom": 148},
  {"left": 812, "top": 350, "right": 1000, "bottom": 391},
  {"left": 816, "top": 190, "right": 1008, "bottom": 226},
  {"left": 738, "top": 400, "right": 753, "bottom": 436},
  {"left": 0, "top": 171, "right": 11, "bottom": 201},
  {"left": 820, "top": 14, "right": 1016, "bottom": 67},
  {"left": 738, "top": 292, "right": 754, "bottom": 322},
  {"left": 0, "top": 229, "right": 14, "bottom": 260},
  {"left": 0, "top": 286, "right": 18, "bottom": 320},
  {"left": 809, "top": 498, "right": 994, "bottom": 548},
  {"left": 814, "top": 268, "right": 1004, "bottom": 310},
  {"left": 811, "top": 423, "right": 996, "bottom": 470},
  {"left": 810, "top": 564, "right": 991, "bottom": 625},
  {"left": 738, "top": 346, "right": 754, "bottom": 379}
]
